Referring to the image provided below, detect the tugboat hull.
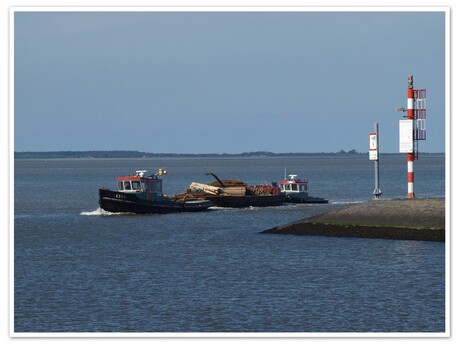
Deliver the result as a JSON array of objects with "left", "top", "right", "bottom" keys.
[
  {"left": 285, "top": 193, "right": 328, "bottom": 204},
  {"left": 203, "top": 194, "right": 286, "bottom": 208},
  {"left": 99, "top": 189, "right": 212, "bottom": 214}
]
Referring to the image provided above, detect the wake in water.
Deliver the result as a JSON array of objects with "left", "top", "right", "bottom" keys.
[
  {"left": 209, "top": 204, "right": 300, "bottom": 212},
  {"left": 80, "top": 207, "right": 134, "bottom": 216},
  {"left": 209, "top": 206, "right": 238, "bottom": 211},
  {"left": 329, "top": 200, "right": 366, "bottom": 205}
]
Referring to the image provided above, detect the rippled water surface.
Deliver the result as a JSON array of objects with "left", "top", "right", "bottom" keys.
[{"left": 14, "top": 155, "right": 446, "bottom": 333}]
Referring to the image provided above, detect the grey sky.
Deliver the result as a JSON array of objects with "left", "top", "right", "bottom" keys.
[{"left": 14, "top": 10, "right": 446, "bottom": 153}]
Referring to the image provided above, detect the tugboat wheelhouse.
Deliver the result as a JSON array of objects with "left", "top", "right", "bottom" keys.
[
  {"left": 115, "top": 172, "right": 163, "bottom": 197},
  {"left": 278, "top": 174, "right": 328, "bottom": 204}
]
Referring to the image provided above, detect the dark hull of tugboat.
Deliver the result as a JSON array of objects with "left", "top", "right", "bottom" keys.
[
  {"left": 285, "top": 194, "right": 328, "bottom": 204},
  {"left": 203, "top": 194, "right": 286, "bottom": 208},
  {"left": 99, "top": 189, "right": 212, "bottom": 214}
]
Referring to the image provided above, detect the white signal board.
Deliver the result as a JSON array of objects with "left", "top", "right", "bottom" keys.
[
  {"left": 369, "top": 151, "right": 378, "bottom": 160},
  {"left": 399, "top": 120, "right": 414, "bottom": 153},
  {"left": 369, "top": 132, "right": 378, "bottom": 150},
  {"left": 369, "top": 132, "right": 378, "bottom": 160}
]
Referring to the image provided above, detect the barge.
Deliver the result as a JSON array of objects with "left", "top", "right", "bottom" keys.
[{"left": 185, "top": 173, "right": 286, "bottom": 208}]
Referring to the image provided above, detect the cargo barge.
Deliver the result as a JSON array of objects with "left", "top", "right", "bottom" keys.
[{"left": 183, "top": 173, "right": 286, "bottom": 208}]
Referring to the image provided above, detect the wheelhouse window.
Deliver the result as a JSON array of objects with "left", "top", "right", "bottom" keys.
[
  {"left": 283, "top": 184, "right": 290, "bottom": 191},
  {"left": 132, "top": 181, "right": 141, "bottom": 191},
  {"left": 291, "top": 184, "right": 298, "bottom": 191},
  {"left": 124, "top": 181, "right": 132, "bottom": 190},
  {"left": 150, "top": 180, "right": 162, "bottom": 193}
]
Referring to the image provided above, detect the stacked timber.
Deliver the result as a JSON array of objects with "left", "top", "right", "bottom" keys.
[
  {"left": 183, "top": 173, "right": 286, "bottom": 208},
  {"left": 189, "top": 182, "right": 246, "bottom": 196},
  {"left": 247, "top": 185, "right": 281, "bottom": 196}
]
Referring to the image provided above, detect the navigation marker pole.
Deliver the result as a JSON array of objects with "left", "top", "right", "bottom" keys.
[
  {"left": 369, "top": 123, "right": 381, "bottom": 199},
  {"left": 406, "top": 77, "right": 416, "bottom": 198},
  {"left": 397, "top": 75, "right": 427, "bottom": 199}
]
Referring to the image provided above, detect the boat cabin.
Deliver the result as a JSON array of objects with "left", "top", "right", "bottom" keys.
[
  {"left": 279, "top": 174, "right": 308, "bottom": 194},
  {"left": 115, "top": 170, "right": 163, "bottom": 198}
]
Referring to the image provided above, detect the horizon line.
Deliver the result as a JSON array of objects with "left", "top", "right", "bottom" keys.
[{"left": 13, "top": 150, "right": 446, "bottom": 155}]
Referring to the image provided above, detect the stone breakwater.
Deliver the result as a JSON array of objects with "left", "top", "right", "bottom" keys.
[{"left": 262, "top": 198, "right": 445, "bottom": 242}]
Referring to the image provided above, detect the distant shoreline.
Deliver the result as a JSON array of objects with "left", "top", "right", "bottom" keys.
[{"left": 13, "top": 150, "right": 445, "bottom": 159}]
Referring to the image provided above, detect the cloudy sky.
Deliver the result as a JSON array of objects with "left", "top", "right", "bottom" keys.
[{"left": 13, "top": 9, "right": 446, "bottom": 153}]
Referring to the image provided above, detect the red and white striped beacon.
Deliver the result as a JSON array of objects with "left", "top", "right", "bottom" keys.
[
  {"left": 398, "top": 75, "right": 427, "bottom": 199},
  {"left": 407, "top": 76, "right": 416, "bottom": 198}
]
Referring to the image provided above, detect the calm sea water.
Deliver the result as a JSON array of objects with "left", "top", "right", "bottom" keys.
[{"left": 14, "top": 154, "right": 446, "bottom": 333}]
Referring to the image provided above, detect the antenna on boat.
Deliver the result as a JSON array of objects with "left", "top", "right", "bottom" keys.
[{"left": 284, "top": 167, "right": 287, "bottom": 180}]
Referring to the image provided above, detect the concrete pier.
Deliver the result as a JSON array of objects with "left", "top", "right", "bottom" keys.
[{"left": 262, "top": 198, "right": 445, "bottom": 241}]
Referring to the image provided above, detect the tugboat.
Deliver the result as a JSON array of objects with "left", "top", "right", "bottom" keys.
[
  {"left": 98, "top": 170, "right": 213, "bottom": 214},
  {"left": 184, "top": 172, "right": 286, "bottom": 208},
  {"left": 278, "top": 174, "right": 328, "bottom": 204}
]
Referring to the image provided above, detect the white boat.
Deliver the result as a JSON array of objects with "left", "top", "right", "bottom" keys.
[{"left": 279, "top": 174, "right": 328, "bottom": 204}]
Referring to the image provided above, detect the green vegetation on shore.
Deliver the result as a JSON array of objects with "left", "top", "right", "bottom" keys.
[{"left": 306, "top": 220, "right": 445, "bottom": 230}]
